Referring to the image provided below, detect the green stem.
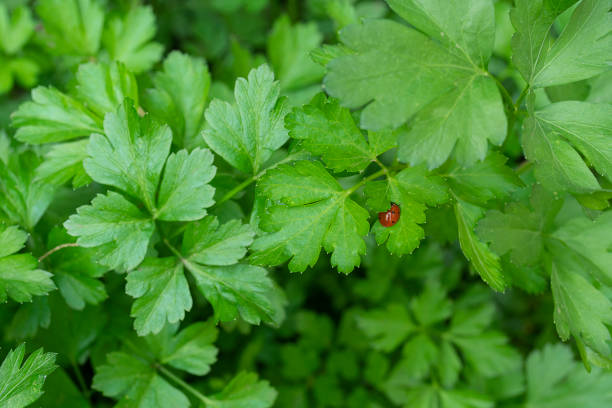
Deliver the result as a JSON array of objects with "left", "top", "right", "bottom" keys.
[
  {"left": 38, "top": 243, "right": 80, "bottom": 262},
  {"left": 516, "top": 160, "right": 534, "bottom": 175},
  {"left": 212, "top": 151, "right": 310, "bottom": 209},
  {"left": 157, "top": 364, "right": 213, "bottom": 406},
  {"left": 491, "top": 74, "right": 515, "bottom": 111},
  {"left": 72, "top": 361, "right": 90, "bottom": 398},
  {"left": 515, "top": 86, "right": 529, "bottom": 110},
  {"left": 345, "top": 168, "right": 387, "bottom": 195}
]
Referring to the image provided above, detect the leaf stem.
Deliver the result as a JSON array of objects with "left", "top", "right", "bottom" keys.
[
  {"left": 491, "top": 74, "right": 515, "bottom": 111},
  {"left": 156, "top": 364, "right": 214, "bottom": 405},
  {"left": 515, "top": 86, "right": 529, "bottom": 110},
  {"left": 345, "top": 168, "right": 387, "bottom": 195},
  {"left": 72, "top": 361, "right": 91, "bottom": 398},
  {"left": 38, "top": 243, "right": 80, "bottom": 262},
  {"left": 212, "top": 151, "right": 310, "bottom": 209}
]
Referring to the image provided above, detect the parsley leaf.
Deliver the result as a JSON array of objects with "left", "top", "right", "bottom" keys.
[
  {"left": 0, "top": 344, "right": 56, "bottom": 408},
  {"left": 143, "top": 51, "right": 211, "bottom": 149},
  {"left": 126, "top": 258, "right": 192, "bottom": 336},
  {"left": 101, "top": 6, "right": 164, "bottom": 73},
  {"left": 523, "top": 101, "right": 611, "bottom": 193},
  {"left": 0, "top": 225, "right": 55, "bottom": 303},
  {"left": 367, "top": 166, "right": 448, "bottom": 256},
  {"left": 36, "top": 0, "right": 104, "bottom": 57},
  {"left": 93, "top": 352, "right": 190, "bottom": 408},
  {"left": 84, "top": 100, "right": 172, "bottom": 211},
  {"left": 251, "top": 160, "right": 370, "bottom": 273},
  {"left": 324, "top": 0, "right": 506, "bottom": 167},
  {"left": 64, "top": 191, "right": 155, "bottom": 271},
  {"left": 267, "top": 15, "right": 324, "bottom": 92},
  {"left": 525, "top": 344, "right": 612, "bottom": 408},
  {"left": 286, "top": 93, "right": 377, "bottom": 173},
  {"left": 207, "top": 371, "right": 277, "bottom": 408},
  {"left": 204, "top": 65, "right": 289, "bottom": 174}
]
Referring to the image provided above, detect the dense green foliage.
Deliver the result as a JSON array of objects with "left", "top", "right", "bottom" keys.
[{"left": 0, "top": 0, "right": 611, "bottom": 407}]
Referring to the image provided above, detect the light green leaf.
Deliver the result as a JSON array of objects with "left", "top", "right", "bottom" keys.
[
  {"left": 155, "top": 148, "right": 216, "bottom": 221},
  {"left": 93, "top": 352, "right": 189, "bottom": 408},
  {"left": 64, "top": 191, "right": 155, "bottom": 271},
  {"left": 207, "top": 371, "right": 277, "bottom": 408},
  {"left": 143, "top": 51, "right": 210, "bottom": 148},
  {"left": 35, "top": 139, "right": 91, "bottom": 188},
  {"left": 451, "top": 331, "right": 522, "bottom": 377},
  {"left": 251, "top": 160, "right": 370, "bottom": 273},
  {"left": 126, "top": 258, "right": 192, "bottom": 336},
  {"left": 11, "top": 87, "right": 102, "bottom": 144},
  {"left": 36, "top": 0, "right": 103, "bottom": 56},
  {"left": 74, "top": 61, "right": 139, "bottom": 118},
  {"left": 182, "top": 216, "right": 254, "bottom": 266},
  {"left": 525, "top": 344, "right": 612, "bottom": 408},
  {"left": 532, "top": 0, "right": 612, "bottom": 87},
  {"left": 454, "top": 199, "right": 506, "bottom": 291},
  {"left": 158, "top": 321, "right": 218, "bottom": 376},
  {"left": 0, "top": 344, "right": 56, "bottom": 408},
  {"left": 548, "top": 239, "right": 612, "bottom": 358},
  {"left": 102, "top": 6, "right": 164, "bottom": 73},
  {"left": 0, "top": 225, "right": 55, "bottom": 303},
  {"left": 0, "top": 5, "right": 34, "bottom": 55},
  {"left": 523, "top": 113, "right": 600, "bottom": 193},
  {"left": 185, "top": 262, "right": 286, "bottom": 327},
  {"left": 84, "top": 100, "right": 172, "bottom": 212},
  {"left": 204, "top": 65, "right": 289, "bottom": 174},
  {"left": 386, "top": 0, "right": 495, "bottom": 66},
  {"left": 535, "top": 101, "right": 612, "bottom": 184},
  {"left": 267, "top": 15, "right": 324, "bottom": 91},
  {"left": 324, "top": 10, "right": 505, "bottom": 167}
]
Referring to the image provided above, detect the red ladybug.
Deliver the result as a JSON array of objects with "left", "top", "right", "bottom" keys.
[{"left": 378, "top": 203, "right": 400, "bottom": 227}]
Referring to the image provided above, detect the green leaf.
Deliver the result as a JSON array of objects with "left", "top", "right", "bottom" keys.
[
  {"left": 92, "top": 352, "right": 189, "bottom": 408},
  {"left": 36, "top": 0, "right": 104, "bottom": 56},
  {"left": 525, "top": 344, "right": 612, "bottom": 408},
  {"left": 74, "top": 61, "right": 139, "bottom": 118},
  {"left": 267, "top": 15, "right": 324, "bottom": 91},
  {"left": 0, "top": 151, "right": 55, "bottom": 229},
  {"left": 11, "top": 87, "right": 102, "bottom": 144},
  {"left": 143, "top": 51, "right": 211, "bottom": 148},
  {"left": 35, "top": 139, "right": 91, "bottom": 188},
  {"left": 477, "top": 186, "right": 563, "bottom": 267},
  {"left": 185, "top": 262, "right": 286, "bottom": 327},
  {"left": 369, "top": 165, "right": 448, "bottom": 256},
  {"left": 532, "top": 0, "right": 612, "bottom": 87},
  {"left": 126, "top": 258, "right": 192, "bottom": 336},
  {"left": 250, "top": 160, "right": 370, "bottom": 273},
  {"left": 157, "top": 321, "right": 218, "bottom": 376},
  {"left": 182, "top": 217, "right": 255, "bottom": 266},
  {"left": 451, "top": 331, "right": 522, "bottom": 377},
  {"left": 0, "top": 225, "right": 55, "bottom": 303},
  {"left": 386, "top": 0, "right": 496, "bottom": 66},
  {"left": 523, "top": 113, "right": 600, "bottom": 193},
  {"left": 454, "top": 199, "right": 506, "bottom": 291},
  {"left": 442, "top": 152, "right": 523, "bottom": 205},
  {"left": 286, "top": 93, "right": 375, "bottom": 173},
  {"left": 207, "top": 371, "right": 277, "bottom": 408},
  {"left": 356, "top": 304, "right": 414, "bottom": 352},
  {"left": 102, "top": 6, "right": 164, "bottom": 73},
  {"left": 64, "top": 191, "right": 155, "bottom": 271},
  {"left": 533, "top": 101, "right": 612, "bottom": 186},
  {"left": 46, "top": 228, "right": 107, "bottom": 310},
  {"left": 0, "top": 344, "right": 56, "bottom": 408},
  {"left": 548, "top": 239, "right": 612, "bottom": 359},
  {"left": 84, "top": 100, "right": 172, "bottom": 212},
  {"left": 156, "top": 148, "right": 216, "bottom": 221},
  {"left": 324, "top": 5, "right": 505, "bottom": 167},
  {"left": 203, "top": 65, "right": 289, "bottom": 174},
  {"left": 0, "top": 5, "right": 35, "bottom": 55},
  {"left": 410, "top": 283, "right": 452, "bottom": 327}
]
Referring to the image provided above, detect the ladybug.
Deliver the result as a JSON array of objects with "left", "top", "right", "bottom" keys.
[{"left": 378, "top": 202, "right": 400, "bottom": 227}]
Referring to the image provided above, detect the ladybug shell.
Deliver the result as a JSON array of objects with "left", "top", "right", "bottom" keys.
[{"left": 378, "top": 203, "right": 400, "bottom": 227}]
